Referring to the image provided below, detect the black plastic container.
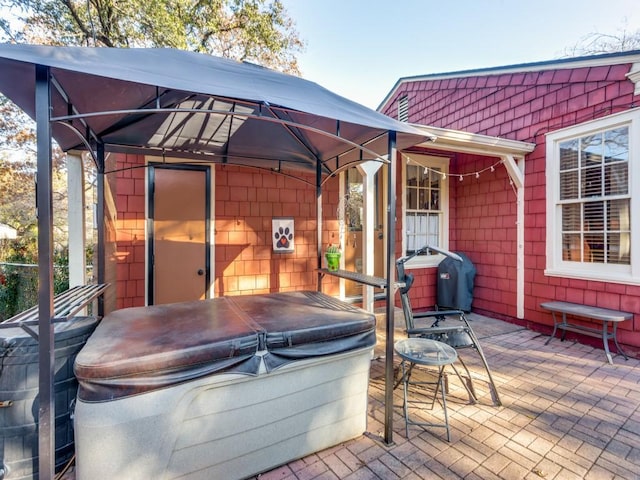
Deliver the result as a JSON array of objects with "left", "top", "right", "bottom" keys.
[{"left": 0, "top": 317, "right": 99, "bottom": 479}]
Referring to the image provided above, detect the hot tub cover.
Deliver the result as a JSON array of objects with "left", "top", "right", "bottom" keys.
[
  {"left": 231, "top": 291, "right": 376, "bottom": 371},
  {"left": 74, "top": 291, "right": 376, "bottom": 402}
]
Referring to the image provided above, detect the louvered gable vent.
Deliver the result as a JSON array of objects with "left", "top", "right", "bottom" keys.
[{"left": 398, "top": 95, "right": 409, "bottom": 122}]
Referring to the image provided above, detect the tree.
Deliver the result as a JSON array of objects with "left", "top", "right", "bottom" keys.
[
  {"left": 0, "top": 151, "right": 71, "bottom": 319},
  {"left": 1, "top": 0, "right": 304, "bottom": 74},
  {"left": 562, "top": 21, "right": 640, "bottom": 56}
]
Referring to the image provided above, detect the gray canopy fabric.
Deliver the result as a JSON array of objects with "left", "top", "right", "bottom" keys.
[{"left": 0, "top": 44, "right": 428, "bottom": 175}]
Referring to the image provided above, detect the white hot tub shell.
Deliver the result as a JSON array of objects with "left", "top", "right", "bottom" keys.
[{"left": 73, "top": 291, "right": 376, "bottom": 480}]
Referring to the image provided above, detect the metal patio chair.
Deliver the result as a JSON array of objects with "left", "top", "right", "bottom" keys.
[{"left": 395, "top": 247, "right": 502, "bottom": 406}]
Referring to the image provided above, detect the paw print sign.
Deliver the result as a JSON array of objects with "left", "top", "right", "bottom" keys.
[{"left": 272, "top": 218, "right": 295, "bottom": 252}]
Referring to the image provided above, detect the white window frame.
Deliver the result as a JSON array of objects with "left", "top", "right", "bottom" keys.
[
  {"left": 402, "top": 154, "right": 450, "bottom": 269},
  {"left": 545, "top": 107, "right": 640, "bottom": 284}
]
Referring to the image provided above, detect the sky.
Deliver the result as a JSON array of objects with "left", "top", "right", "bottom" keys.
[{"left": 280, "top": 0, "right": 640, "bottom": 109}]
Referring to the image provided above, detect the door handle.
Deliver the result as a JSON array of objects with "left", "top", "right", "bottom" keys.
[{"left": 197, "top": 269, "right": 204, "bottom": 276}]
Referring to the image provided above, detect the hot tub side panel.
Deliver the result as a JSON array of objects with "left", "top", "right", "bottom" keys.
[{"left": 74, "top": 347, "right": 373, "bottom": 480}]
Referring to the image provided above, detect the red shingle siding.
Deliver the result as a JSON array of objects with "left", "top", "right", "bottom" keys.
[
  {"left": 452, "top": 154, "right": 517, "bottom": 318},
  {"left": 113, "top": 156, "right": 341, "bottom": 307},
  {"left": 385, "top": 64, "right": 636, "bottom": 143},
  {"left": 214, "top": 165, "right": 326, "bottom": 296},
  {"left": 385, "top": 61, "right": 640, "bottom": 351},
  {"left": 114, "top": 154, "right": 146, "bottom": 309},
  {"left": 214, "top": 165, "right": 341, "bottom": 296}
]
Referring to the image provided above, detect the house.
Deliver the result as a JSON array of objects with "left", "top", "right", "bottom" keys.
[{"left": 378, "top": 50, "right": 640, "bottom": 356}]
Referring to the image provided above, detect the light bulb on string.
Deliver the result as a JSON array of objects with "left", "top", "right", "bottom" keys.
[
  {"left": 475, "top": 172, "right": 480, "bottom": 179},
  {"left": 442, "top": 172, "right": 446, "bottom": 180},
  {"left": 459, "top": 175, "right": 463, "bottom": 182},
  {"left": 490, "top": 165, "right": 495, "bottom": 172}
]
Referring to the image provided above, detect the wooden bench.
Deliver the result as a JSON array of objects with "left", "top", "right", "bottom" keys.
[
  {"left": 0, "top": 283, "right": 109, "bottom": 340},
  {"left": 541, "top": 301, "right": 632, "bottom": 364}
]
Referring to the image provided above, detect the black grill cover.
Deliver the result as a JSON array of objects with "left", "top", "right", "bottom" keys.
[{"left": 437, "top": 252, "right": 476, "bottom": 312}]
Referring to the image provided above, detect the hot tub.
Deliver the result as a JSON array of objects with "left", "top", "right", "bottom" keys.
[{"left": 73, "top": 291, "right": 376, "bottom": 480}]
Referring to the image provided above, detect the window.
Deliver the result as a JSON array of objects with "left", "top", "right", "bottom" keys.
[
  {"left": 403, "top": 154, "right": 449, "bottom": 267},
  {"left": 546, "top": 108, "right": 640, "bottom": 283}
]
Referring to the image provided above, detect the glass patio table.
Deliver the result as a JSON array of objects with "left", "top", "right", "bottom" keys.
[{"left": 394, "top": 337, "right": 466, "bottom": 441}]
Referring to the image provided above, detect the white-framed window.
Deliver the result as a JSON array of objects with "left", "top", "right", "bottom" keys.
[
  {"left": 402, "top": 154, "right": 450, "bottom": 268},
  {"left": 546, "top": 107, "right": 640, "bottom": 284}
]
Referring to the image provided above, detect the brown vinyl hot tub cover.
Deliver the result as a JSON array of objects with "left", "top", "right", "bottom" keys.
[{"left": 74, "top": 291, "right": 376, "bottom": 402}]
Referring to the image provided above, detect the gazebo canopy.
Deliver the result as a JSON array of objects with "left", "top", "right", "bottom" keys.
[
  {"left": 0, "top": 43, "right": 424, "bottom": 476},
  {"left": 0, "top": 44, "right": 428, "bottom": 175}
]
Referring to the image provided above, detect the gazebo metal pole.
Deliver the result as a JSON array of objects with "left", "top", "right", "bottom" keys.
[
  {"left": 384, "top": 131, "right": 397, "bottom": 445},
  {"left": 96, "top": 143, "right": 105, "bottom": 316},
  {"left": 35, "top": 64, "right": 56, "bottom": 479},
  {"left": 316, "top": 155, "right": 323, "bottom": 291}
]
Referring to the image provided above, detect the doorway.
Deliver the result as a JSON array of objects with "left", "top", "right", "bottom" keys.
[
  {"left": 148, "top": 164, "right": 211, "bottom": 305},
  {"left": 343, "top": 167, "right": 385, "bottom": 298}
]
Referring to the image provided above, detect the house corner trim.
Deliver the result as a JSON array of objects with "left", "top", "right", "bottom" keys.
[{"left": 627, "top": 62, "right": 640, "bottom": 96}]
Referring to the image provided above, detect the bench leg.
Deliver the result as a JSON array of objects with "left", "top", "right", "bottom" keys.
[
  {"left": 545, "top": 312, "right": 560, "bottom": 345},
  {"left": 602, "top": 321, "right": 614, "bottom": 365},
  {"left": 560, "top": 312, "right": 568, "bottom": 341},
  {"left": 612, "top": 322, "right": 629, "bottom": 362}
]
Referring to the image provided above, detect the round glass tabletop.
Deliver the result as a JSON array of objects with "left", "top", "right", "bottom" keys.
[{"left": 394, "top": 338, "right": 458, "bottom": 366}]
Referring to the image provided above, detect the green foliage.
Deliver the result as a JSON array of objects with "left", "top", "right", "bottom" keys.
[
  {"left": 0, "top": 244, "right": 70, "bottom": 321},
  {"left": 0, "top": 152, "right": 75, "bottom": 320},
  {"left": 2, "top": 0, "right": 304, "bottom": 74}
]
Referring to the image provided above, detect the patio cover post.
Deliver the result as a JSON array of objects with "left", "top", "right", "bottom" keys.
[
  {"left": 96, "top": 143, "right": 106, "bottom": 316},
  {"left": 35, "top": 64, "right": 56, "bottom": 479},
  {"left": 384, "top": 131, "right": 397, "bottom": 445},
  {"left": 67, "top": 153, "right": 86, "bottom": 287},
  {"left": 316, "top": 154, "right": 323, "bottom": 290}
]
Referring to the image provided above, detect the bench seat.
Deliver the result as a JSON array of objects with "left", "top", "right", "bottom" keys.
[
  {"left": 1, "top": 284, "right": 108, "bottom": 339},
  {"left": 541, "top": 301, "right": 632, "bottom": 364}
]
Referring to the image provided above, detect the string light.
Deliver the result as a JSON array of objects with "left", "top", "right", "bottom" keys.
[{"left": 404, "top": 155, "right": 503, "bottom": 181}]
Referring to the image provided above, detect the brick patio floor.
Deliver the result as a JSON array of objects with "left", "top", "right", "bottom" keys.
[{"left": 252, "top": 312, "right": 640, "bottom": 480}]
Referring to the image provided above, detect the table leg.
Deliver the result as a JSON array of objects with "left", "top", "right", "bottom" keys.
[
  {"left": 437, "top": 365, "right": 451, "bottom": 442},
  {"left": 401, "top": 360, "right": 410, "bottom": 438},
  {"left": 400, "top": 361, "right": 452, "bottom": 441}
]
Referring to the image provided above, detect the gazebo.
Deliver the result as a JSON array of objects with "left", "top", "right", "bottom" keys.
[{"left": 0, "top": 44, "right": 428, "bottom": 478}]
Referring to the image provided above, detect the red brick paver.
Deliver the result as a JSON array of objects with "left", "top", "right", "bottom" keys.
[{"left": 252, "top": 314, "right": 640, "bottom": 480}]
